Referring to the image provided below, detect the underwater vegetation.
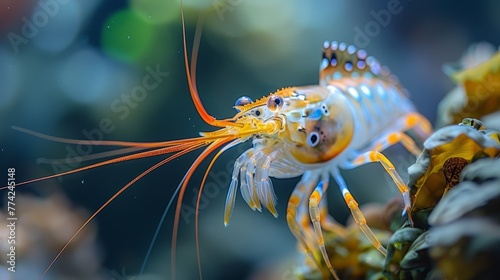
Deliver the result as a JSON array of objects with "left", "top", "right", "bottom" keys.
[
  {"left": 293, "top": 46, "right": 500, "bottom": 280},
  {"left": 437, "top": 42, "right": 500, "bottom": 129},
  {"left": 385, "top": 120, "right": 500, "bottom": 280}
]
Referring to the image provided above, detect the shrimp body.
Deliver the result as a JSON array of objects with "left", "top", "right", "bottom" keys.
[{"left": 222, "top": 41, "right": 431, "bottom": 279}]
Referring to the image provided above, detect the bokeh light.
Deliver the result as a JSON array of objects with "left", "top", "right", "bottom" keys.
[
  {"left": 101, "top": 9, "right": 155, "bottom": 62},
  {"left": 31, "top": 1, "right": 82, "bottom": 53},
  {"left": 58, "top": 47, "right": 112, "bottom": 104},
  {"left": 130, "top": 0, "right": 180, "bottom": 25}
]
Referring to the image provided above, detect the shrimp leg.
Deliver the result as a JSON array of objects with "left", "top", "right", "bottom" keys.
[
  {"left": 366, "top": 112, "right": 431, "bottom": 154},
  {"left": 347, "top": 150, "right": 413, "bottom": 226},
  {"left": 347, "top": 119, "right": 431, "bottom": 225},
  {"left": 286, "top": 172, "right": 339, "bottom": 279},
  {"left": 318, "top": 195, "right": 347, "bottom": 235},
  {"left": 368, "top": 132, "right": 422, "bottom": 156},
  {"left": 331, "top": 169, "right": 388, "bottom": 256},
  {"left": 402, "top": 112, "right": 433, "bottom": 141},
  {"left": 255, "top": 149, "right": 282, "bottom": 216},
  {"left": 308, "top": 173, "right": 341, "bottom": 279},
  {"left": 224, "top": 149, "right": 253, "bottom": 226},
  {"left": 376, "top": 112, "right": 432, "bottom": 144}
]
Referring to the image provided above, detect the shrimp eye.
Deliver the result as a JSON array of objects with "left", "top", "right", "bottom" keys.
[
  {"left": 266, "top": 95, "right": 284, "bottom": 112},
  {"left": 254, "top": 108, "right": 263, "bottom": 117},
  {"left": 307, "top": 132, "right": 320, "bottom": 147},
  {"left": 234, "top": 96, "right": 253, "bottom": 111}
]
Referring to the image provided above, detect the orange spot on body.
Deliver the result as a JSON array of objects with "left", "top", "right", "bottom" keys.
[{"left": 388, "top": 133, "right": 399, "bottom": 145}]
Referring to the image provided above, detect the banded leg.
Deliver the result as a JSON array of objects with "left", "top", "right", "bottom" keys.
[
  {"left": 319, "top": 196, "right": 347, "bottom": 236},
  {"left": 368, "top": 112, "right": 432, "bottom": 156},
  {"left": 357, "top": 124, "right": 428, "bottom": 226},
  {"left": 347, "top": 150, "right": 413, "bottom": 226},
  {"left": 286, "top": 172, "right": 339, "bottom": 279},
  {"left": 308, "top": 173, "right": 341, "bottom": 279},
  {"left": 331, "top": 169, "right": 388, "bottom": 256},
  {"left": 399, "top": 112, "right": 433, "bottom": 142}
]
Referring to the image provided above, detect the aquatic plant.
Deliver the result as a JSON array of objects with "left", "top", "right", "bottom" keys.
[
  {"left": 385, "top": 119, "right": 500, "bottom": 279},
  {"left": 438, "top": 43, "right": 500, "bottom": 128}
]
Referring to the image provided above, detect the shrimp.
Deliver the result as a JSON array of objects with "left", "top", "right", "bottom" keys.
[
  {"left": 217, "top": 42, "right": 433, "bottom": 279},
  {"left": 3, "top": 3, "right": 432, "bottom": 280}
]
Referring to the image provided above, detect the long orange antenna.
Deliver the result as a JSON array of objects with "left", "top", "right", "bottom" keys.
[
  {"left": 190, "top": 12, "right": 204, "bottom": 90},
  {"left": 12, "top": 125, "right": 205, "bottom": 148},
  {"left": 194, "top": 139, "right": 241, "bottom": 279},
  {"left": 171, "top": 138, "right": 232, "bottom": 279},
  {"left": 0, "top": 140, "right": 208, "bottom": 191},
  {"left": 180, "top": 2, "right": 239, "bottom": 128},
  {"left": 38, "top": 143, "right": 205, "bottom": 280}
]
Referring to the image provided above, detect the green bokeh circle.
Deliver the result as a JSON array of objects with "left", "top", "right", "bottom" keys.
[{"left": 102, "top": 9, "right": 155, "bottom": 62}]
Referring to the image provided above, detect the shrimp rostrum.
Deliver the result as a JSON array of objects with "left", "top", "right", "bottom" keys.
[{"left": 7, "top": 19, "right": 431, "bottom": 280}]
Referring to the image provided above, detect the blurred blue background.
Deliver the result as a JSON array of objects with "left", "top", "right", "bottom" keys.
[{"left": 0, "top": 0, "right": 499, "bottom": 279}]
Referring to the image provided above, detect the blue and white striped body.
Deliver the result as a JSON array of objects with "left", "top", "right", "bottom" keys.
[{"left": 327, "top": 77, "right": 416, "bottom": 151}]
